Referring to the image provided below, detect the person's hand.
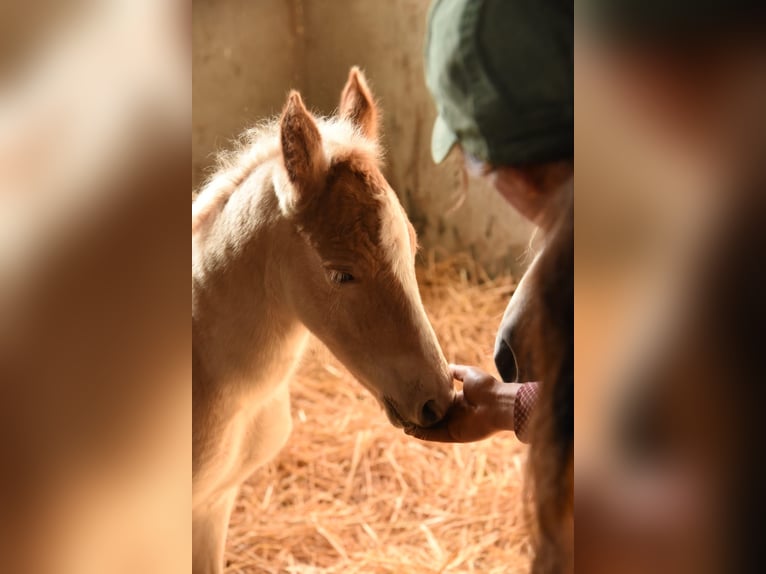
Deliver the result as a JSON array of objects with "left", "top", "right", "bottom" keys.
[{"left": 405, "top": 364, "right": 519, "bottom": 443}]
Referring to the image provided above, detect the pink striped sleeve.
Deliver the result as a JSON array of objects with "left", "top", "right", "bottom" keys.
[{"left": 514, "top": 382, "right": 539, "bottom": 443}]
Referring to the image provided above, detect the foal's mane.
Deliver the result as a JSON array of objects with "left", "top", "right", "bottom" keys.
[{"left": 192, "top": 115, "right": 381, "bottom": 236}]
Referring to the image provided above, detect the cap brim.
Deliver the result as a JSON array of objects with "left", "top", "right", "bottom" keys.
[{"left": 431, "top": 115, "right": 458, "bottom": 164}]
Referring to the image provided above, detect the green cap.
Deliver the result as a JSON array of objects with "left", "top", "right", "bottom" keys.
[{"left": 425, "top": 0, "right": 573, "bottom": 165}]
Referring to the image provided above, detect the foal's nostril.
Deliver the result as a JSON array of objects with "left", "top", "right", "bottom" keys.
[{"left": 419, "top": 399, "right": 441, "bottom": 427}]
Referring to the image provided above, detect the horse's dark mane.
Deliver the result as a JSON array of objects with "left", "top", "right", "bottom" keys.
[{"left": 527, "top": 179, "right": 574, "bottom": 574}]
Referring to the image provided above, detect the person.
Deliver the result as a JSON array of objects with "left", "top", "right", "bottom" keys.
[
  {"left": 405, "top": 2, "right": 574, "bottom": 572},
  {"left": 406, "top": 0, "right": 573, "bottom": 446}
]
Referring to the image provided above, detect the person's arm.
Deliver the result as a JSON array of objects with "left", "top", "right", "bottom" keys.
[{"left": 404, "top": 364, "right": 539, "bottom": 443}]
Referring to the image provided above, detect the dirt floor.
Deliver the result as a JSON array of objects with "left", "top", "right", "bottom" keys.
[{"left": 224, "top": 254, "right": 531, "bottom": 573}]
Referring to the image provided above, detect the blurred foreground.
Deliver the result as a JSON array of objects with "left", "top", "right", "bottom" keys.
[
  {"left": 0, "top": 1, "right": 189, "bottom": 573},
  {"left": 576, "top": 10, "right": 766, "bottom": 574}
]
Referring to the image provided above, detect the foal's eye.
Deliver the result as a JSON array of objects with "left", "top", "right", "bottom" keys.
[{"left": 329, "top": 270, "right": 355, "bottom": 285}]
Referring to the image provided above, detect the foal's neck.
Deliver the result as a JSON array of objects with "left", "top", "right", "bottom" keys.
[{"left": 192, "top": 164, "right": 305, "bottom": 382}]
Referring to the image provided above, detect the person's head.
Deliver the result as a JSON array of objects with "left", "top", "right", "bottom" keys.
[
  {"left": 425, "top": 0, "right": 573, "bottom": 230},
  {"left": 425, "top": 2, "right": 574, "bottom": 572}
]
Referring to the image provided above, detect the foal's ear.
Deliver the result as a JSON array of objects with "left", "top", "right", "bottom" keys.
[
  {"left": 339, "top": 66, "right": 379, "bottom": 140},
  {"left": 280, "top": 91, "right": 327, "bottom": 209}
]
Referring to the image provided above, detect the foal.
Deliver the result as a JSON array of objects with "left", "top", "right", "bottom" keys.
[{"left": 192, "top": 68, "right": 454, "bottom": 573}]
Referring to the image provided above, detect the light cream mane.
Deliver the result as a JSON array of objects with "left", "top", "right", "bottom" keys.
[{"left": 192, "top": 115, "right": 381, "bottom": 236}]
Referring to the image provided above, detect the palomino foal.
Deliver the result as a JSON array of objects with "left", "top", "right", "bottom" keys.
[{"left": 192, "top": 68, "right": 454, "bottom": 573}]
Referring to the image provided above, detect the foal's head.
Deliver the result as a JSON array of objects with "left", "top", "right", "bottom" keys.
[{"left": 274, "top": 68, "right": 453, "bottom": 429}]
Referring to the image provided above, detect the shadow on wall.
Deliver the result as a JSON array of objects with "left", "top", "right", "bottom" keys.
[{"left": 192, "top": 0, "right": 534, "bottom": 277}]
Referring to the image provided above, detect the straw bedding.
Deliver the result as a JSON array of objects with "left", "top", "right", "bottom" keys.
[{"left": 224, "top": 253, "right": 531, "bottom": 573}]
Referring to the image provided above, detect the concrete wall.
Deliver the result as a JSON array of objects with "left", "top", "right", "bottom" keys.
[
  {"left": 192, "top": 0, "right": 534, "bottom": 277},
  {"left": 192, "top": 0, "right": 302, "bottom": 183}
]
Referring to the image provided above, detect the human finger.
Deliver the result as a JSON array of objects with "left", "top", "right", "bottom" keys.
[
  {"left": 404, "top": 421, "right": 456, "bottom": 442},
  {"left": 448, "top": 364, "right": 470, "bottom": 381}
]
